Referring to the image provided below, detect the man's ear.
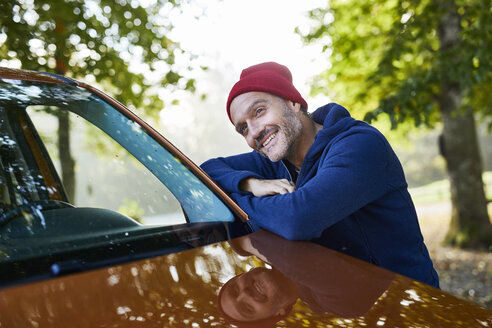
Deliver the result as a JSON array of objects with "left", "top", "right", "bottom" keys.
[{"left": 288, "top": 100, "right": 301, "bottom": 112}]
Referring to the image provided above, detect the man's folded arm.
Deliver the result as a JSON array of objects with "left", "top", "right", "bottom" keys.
[
  {"left": 201, "top": 151, "right": 285, "bottom": 194},
  {"left": 201, "top": 152, "right": 271, "bottom": 193},
  {"left": 230, "top": 132, "right": 391, "bottom": 240}
]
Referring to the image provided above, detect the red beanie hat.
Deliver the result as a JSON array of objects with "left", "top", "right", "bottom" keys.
[{"left": 226, "top": 62, "right": 308, "bottom": 123}]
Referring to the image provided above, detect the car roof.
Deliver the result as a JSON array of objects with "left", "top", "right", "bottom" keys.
[{"left": 0, "top": 66, "right": 72, "bottom": 85}]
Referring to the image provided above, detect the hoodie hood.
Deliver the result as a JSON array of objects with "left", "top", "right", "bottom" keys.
[
  {"left": 281, "top": 103, "right": 358, "bottom": 184},
  {"left": 304, "top": 103, "right": 358, "bottom": 163},
  {"left": 311, "top": 103, "right": 356, "bottom": 138}
]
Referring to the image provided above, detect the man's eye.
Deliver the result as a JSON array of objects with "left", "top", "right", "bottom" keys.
[
  {"left": 239, "top": 126, "right": 247, "bottom": 135},
  {"left": 255, "top": 107, "right": 264, "bottom": 115}
]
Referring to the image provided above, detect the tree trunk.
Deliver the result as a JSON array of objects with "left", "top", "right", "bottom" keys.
[
  {"left": 438, "top": 2, "right": 492, "bottom": 248},
  {"left": 57, "top": 110, "right": 75, "bottom": 202},
  {"left": 53, "top": 16, "right": 75, "bottom": 203},
  {"left": 440, "top": 97, "right": 491, "bottom": 248}
]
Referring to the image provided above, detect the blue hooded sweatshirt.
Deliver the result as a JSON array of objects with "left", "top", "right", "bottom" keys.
[{"left": 201, "top": 103, "right": 439, "bottom": 288}]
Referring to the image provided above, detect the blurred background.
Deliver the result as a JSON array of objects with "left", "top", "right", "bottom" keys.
[{"left": 0, "top": 0, "right": 491, "bottom": 308}]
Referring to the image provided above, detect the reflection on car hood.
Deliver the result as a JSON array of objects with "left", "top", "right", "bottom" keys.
[{"left": 0, "top": 230, "right": 490, "bottom": 327}]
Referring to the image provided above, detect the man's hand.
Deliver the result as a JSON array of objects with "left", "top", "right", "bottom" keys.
[{"left": 239, "top": 178, "right": 295, "bottom": 197}]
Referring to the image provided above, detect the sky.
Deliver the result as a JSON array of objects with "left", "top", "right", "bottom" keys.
[
  {"left": 0, "top": 0, "right": 333, "bottom": 159},
  {"left": 169, "top": 0, "right": 331, "bottom": 108},
  {"left": 148, "top": 0, "right": 334, "bottom": 160},
  {"left": 1, "top": 0, "right": 331, "bottom": 115}
]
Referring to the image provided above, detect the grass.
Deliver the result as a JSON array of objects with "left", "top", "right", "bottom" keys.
[{"left": 409, "top": 171, "right": 492, "bottom": 205}]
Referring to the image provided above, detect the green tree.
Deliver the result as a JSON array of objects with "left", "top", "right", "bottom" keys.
[
  {"left": 301, "top": 0, "right": 492, "bottom": 248},
  {"left": 0, "top": 0, "right": 195, "bottom": 201}
]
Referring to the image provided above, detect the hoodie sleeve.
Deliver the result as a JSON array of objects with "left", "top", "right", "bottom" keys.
[
  {"left": 200, "top": 151, "right": 286, "bottom": 194},
  {"left": 229, "top": 130, "right": 391, "bottom": 240}
]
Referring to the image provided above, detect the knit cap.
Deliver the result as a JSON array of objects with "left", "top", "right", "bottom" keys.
[{"left": 226, "top": 62, "right": 308, "bottom": 123}]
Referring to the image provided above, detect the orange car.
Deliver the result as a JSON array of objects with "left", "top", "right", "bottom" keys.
[{"left": 0, "top": 67, "right": 490, "bottom": 327}]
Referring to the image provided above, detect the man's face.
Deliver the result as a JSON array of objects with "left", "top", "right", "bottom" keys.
[
  {"left": 219, "top": 267, "right": 294, "bottom": 322},
  {"left": 230, "top": 92, "right": 303, "bottom": 162}
]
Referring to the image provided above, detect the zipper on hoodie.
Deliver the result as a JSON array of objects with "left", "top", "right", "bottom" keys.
[{"left": 281, "top": 160, "right": 296, "bottom": 185}]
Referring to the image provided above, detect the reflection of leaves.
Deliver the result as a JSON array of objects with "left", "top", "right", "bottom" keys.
[
  {"left": 118, "top": 199, "right": 144, "bottom": 223},
  {"left": 0, "top": 250, "right": 9, "bottom": 261},
  {"left": 81, "top": 114, "right": 144, "bottom": 172},
  {"left": 2, "top": 240, "right": 491, "bottom": 327},
  {"left": 83, "top": 123, "right": 129, "bottom": 162},
  {"left": 0, "top": 80, "right": 92, "bottom": 107}
]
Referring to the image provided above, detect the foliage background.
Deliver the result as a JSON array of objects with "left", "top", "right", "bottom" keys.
[{"left": 0, "top": 0, "right": 491, "bottom": 310}]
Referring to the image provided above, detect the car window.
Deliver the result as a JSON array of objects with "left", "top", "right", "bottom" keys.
[
  {"left": 27, "top": 106, "right": 188, "bottom": 226},
  {"left": 0, "top": 78, "right": 241, "bottom": 280},
  {"left": 0, "top": 79, "right": 234, "bottom": 225}
]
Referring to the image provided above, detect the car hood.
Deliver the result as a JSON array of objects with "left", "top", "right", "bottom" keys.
[{"left": 0, "top": 230, "right": 490, "bottom": 327}]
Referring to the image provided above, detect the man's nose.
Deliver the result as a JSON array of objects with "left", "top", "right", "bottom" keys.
[
  {"left": 249, "top": 121, "right": 262, "bottom": 137},
  {"left": 246, "top": 122, "right": 262, "bottom": 146}
]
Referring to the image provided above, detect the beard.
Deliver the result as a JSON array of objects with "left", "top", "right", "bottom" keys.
[{"left": 256, "top": 103, "right": 303, "bottom": 162}]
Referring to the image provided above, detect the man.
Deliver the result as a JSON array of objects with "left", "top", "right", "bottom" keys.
[
  {"left": 218, "top": 229, "right": 394, "bottom": 327},
  {"left": 218, "top": 266, "right": 298, "bottom": 327},
  {"left": 201, "top": 62, "right": 439, "bottom": 288}
]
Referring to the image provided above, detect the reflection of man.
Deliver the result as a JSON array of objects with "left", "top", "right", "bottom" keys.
[
  {"left": 201, "top": 61, "right": 439, "bottom": 288},
  {"left": 218, "top": 230, "right": 394, "bottom": 327},
  {"left": 218, "top": 267, "right": 298, "bottom": 327}
]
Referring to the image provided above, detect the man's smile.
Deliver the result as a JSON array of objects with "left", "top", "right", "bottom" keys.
[
  {"left": 262, "top": 132, "right": 277, "bottom": 147},
  {"left": 256, "top": 128, "right": 279, "bottom": 150}
]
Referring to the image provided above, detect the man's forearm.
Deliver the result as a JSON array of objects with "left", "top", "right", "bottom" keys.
[
  {"left": 201, "top": 151, "right": 289, "bottom": 194},
  {"left": 201, "top": 156, "right": 262, "bottom": 194},
  {"left": 239, "top": 177, "right": 295, "bottom": 197}
]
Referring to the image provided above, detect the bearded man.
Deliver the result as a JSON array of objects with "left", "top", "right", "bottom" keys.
[{"left": 201, "top": 62, "right": 439, "bottom": 288}]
